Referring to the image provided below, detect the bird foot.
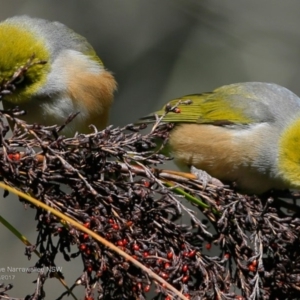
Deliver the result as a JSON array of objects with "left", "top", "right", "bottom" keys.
[{"left": 191, "top": 166, "right": 224, "bottom": 189}]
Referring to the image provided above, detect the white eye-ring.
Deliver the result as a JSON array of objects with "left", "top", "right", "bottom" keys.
[{"left": 14, "top": 75, "right": 25, "bottom": 85}]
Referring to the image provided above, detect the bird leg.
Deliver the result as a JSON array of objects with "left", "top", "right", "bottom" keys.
[{"left": 190, "top": 166, "right": 224, "bottom": 190}]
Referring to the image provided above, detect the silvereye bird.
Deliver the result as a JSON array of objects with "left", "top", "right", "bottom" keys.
[
  {"left": 141, "top": 82, "right": 300, "bottom": 194},
  {"left": 0, "top": 16, "right": 117, "bottom": 135}
]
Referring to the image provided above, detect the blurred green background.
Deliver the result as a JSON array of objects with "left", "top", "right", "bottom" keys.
[{"left": 1, "top": 0, "right": 300, "bottom": 298}]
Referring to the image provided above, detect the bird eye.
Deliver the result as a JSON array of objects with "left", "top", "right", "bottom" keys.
[{"left": 14, "top": 75, "right": 25, "bottom": 85}]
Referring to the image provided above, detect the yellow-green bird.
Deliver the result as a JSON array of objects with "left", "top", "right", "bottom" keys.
[
  {"left": 141, "top": 82, "right": 300, "bottom": 194},
  {"left": 0, "top": 15, "right": 117, "bottom": 135}
]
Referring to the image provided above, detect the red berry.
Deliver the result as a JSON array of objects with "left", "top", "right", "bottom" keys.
[
  {"left": 126, "top": 221, "right": 133, "bottom": 227},
  {"left": 248, "top": 264, "right": 256, "bottom": 272},
  {"left": 188, "top": 250, "right": 196, "bottom": 258},
  {"left": 205, "top": 243, "right": 212, "bottom": 250},
  {"left": 252, "top": 260, "right": 258, "bottom": 267},
  {"left": 8, "top": 153, "right": 21, "bottom": 161},
  {"left": 112, "top": 224, "right": 119, "bottom": 230},
  {"left": 182, "top": 264, "right": 188, "bottom": 272},
  {"left": 83, "top": 222, "right": 90, "bottom": 228},
  {"left": 79, "top": 244, "right": 86, "bottom": 251},
  {"left": 144, "top": 285, "right": 150, "bottom": 292},
  {"left": 117, "top": 240, "right": 124, "bottom": 246},
  {"left": 143, "top": 180, "right": 151, "bottom": 188},
  {"left": 132, "top": 244, "right": 140, "bottom": 251},
  {"left": 160, "top": 272, "right": 169, "bottom": 279},
  {"left": 224, "top": 253, "right": 230, "bottom": 260}
]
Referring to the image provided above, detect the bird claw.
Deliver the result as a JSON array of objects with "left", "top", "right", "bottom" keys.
[{"left": 191, "top": 166, "right": 224, "bottom": 190}]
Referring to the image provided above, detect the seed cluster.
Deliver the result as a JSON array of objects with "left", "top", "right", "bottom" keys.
[
  {"left": 1, "top": 62, "right": 300, "bottom": 300},
  {"left": 0, "top": 109, "right": 206, "bottom": 299}
]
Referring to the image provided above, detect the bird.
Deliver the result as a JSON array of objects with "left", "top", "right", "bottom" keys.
[
  {"left": 0, "top": 15, "right": 117, "bottom": 135},
  {"left": 140, "top": 82, "right": 300, "bottom": 194}
]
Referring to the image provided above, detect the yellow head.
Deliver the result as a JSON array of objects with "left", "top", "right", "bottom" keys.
[{"left": 0, "top": 16, "right": 117, "bottom": 135}]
